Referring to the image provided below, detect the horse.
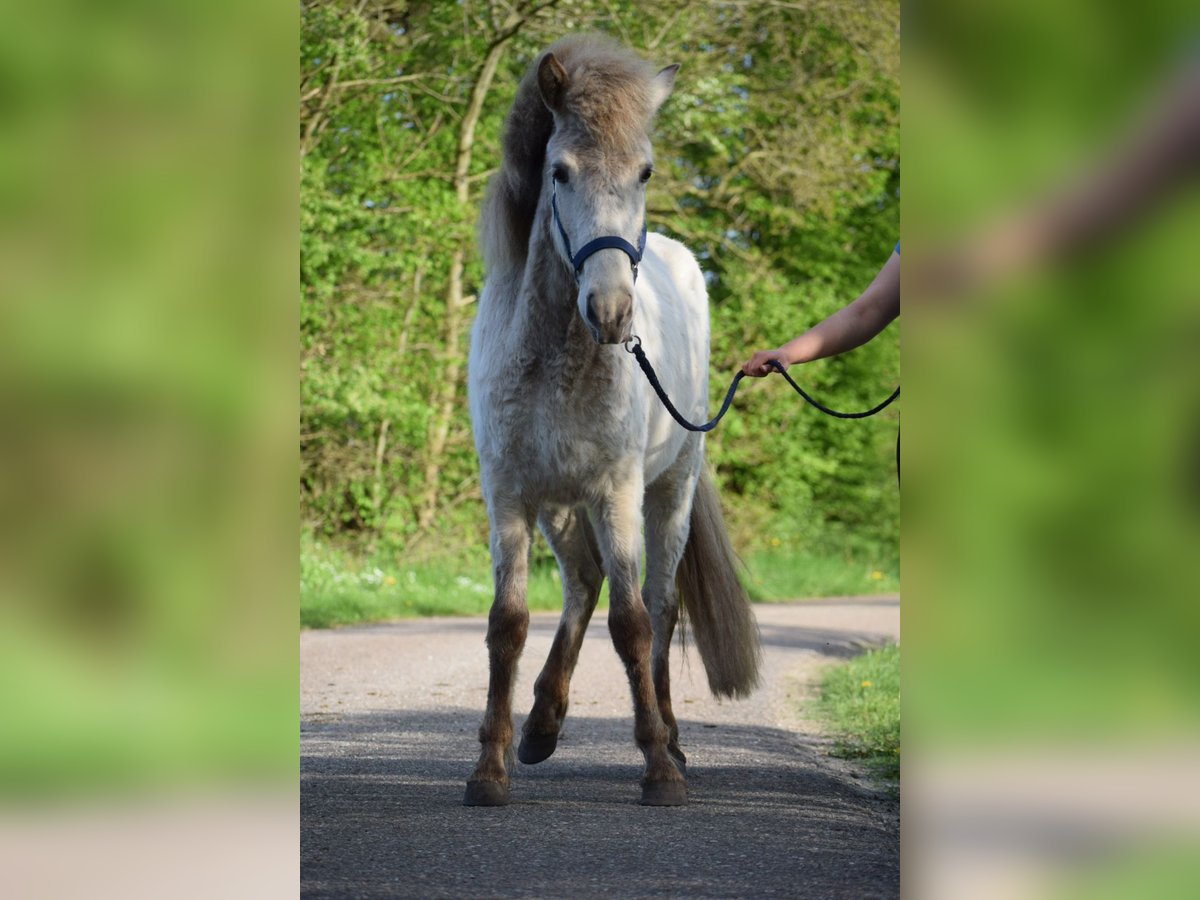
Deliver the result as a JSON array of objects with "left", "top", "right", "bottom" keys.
[{"left": 464, "top": 34, "right": 761, "bottom": 808}]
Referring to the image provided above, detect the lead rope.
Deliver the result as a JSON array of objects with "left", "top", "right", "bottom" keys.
[{"left": 624, "top": 336, "right": 899, "bottom": 433}]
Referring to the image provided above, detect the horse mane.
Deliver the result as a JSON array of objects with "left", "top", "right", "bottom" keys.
[{"left": 480, "top": 34, "right": 663, "bottom": 274}]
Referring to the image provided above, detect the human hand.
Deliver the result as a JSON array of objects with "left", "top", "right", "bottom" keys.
[{"left": 741, "top": 349, "right": 790, "bottom": 377}]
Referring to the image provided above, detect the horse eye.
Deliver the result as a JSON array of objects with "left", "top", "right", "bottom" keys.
[
  {"left": 639, "top": 166, "right": 653, "bottom": 184},
  {"left": 552, "top": 165, "right": 568, "bottom": 184}
]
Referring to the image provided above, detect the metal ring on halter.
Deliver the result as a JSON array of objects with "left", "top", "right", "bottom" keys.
[{"left": 623, "top": 334, "right": 642, "bottom": 353}]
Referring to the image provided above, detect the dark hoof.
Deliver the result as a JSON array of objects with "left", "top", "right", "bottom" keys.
[
  {"left": 517, "top": 731, "right": 558, "bottom": 765},
  {"left": 463, "top": 779, "right": 510, "bottom": 807},
  {"left": 640, "top": 779, "right": 688, "bottom": 807},
  {"left": 668, "top": 743, "right": 687, "bottom": 775}
]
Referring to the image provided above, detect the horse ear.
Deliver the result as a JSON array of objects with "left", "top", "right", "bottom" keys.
[
  {"left": 538, "top": 52, "right": 569, "bottom": 113},
  {"left": 651, "top": 64, "right": 680, "bottom": 111}
]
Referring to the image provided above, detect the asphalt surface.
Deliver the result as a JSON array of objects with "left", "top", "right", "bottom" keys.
[{"left": 301, "top": 597, "right": 900, "bottom": 899}]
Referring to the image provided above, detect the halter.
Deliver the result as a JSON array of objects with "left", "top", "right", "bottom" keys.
[{"left": 551, "top": 185, "right": 648, "bottom": 283}]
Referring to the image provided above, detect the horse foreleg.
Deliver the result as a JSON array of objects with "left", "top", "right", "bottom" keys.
[
  {"left": 595, "top": 484, "right": 687, "bottom": 807},
  {"left": 643, "top": 456, "right": 701, "bottom": 775},
  {"left": 519, "top": 505, "right": 603, "bottom": 765},
  {"left": 464, "top": 505, "right": 532, "bottom": 807}
]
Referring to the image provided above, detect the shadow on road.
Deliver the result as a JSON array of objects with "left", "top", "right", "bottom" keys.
[{"left": 302, "top": 707, "right": 898, "bottom": 898}]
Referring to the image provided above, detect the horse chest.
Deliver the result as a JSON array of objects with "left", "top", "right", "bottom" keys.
[{"left": 481, "top": 373, "right": 639, "bottom": 499}]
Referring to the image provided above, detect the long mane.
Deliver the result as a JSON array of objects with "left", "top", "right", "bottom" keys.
[{"left": 479, "top": 34, "right": 662, "bottom": 274}]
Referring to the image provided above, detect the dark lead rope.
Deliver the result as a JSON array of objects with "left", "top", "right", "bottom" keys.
[
  {"left": 625, "top": 338, "right": 899, "bottom": 433},
  {"left": 765, "top": 362, "right": 900, "bottom": 419}
]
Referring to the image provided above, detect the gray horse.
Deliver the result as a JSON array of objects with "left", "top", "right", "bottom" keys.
[{"left": 465, "top": 34, "right": 761, "bottom": 808}]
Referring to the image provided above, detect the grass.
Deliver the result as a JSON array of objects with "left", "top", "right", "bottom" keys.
[
  {"left": 300, "top": 545, "right": 604, "bottom": 628},
  {"left": 741, "top": 548, "right": 897, "bottom": 601},
  {"left": 0, "top": 621, "right": 296, "bottom": 798},
  {"left": 814, "top": 643, "right": 900, "bottom": 784},
  {"left": 300, "top": 536, "right": 897, "bottom": 629},
  {"left": 1055, "top": 842, "right": 1200, "bottom": 900}
]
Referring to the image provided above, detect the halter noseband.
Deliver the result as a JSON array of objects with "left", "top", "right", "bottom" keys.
[{"left": 551, "top": 186, "right": 648, "bottom": 283}]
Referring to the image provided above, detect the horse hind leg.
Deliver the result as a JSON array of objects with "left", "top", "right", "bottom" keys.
[
  {"left": 643, "top": 448, "right": 702, "bottom": 775},
  {"left": 519, "top": 505, "right": 603, "bottom": 765},
  {"left": 464, "top": 503, "right": 533, "bottom": 807}
]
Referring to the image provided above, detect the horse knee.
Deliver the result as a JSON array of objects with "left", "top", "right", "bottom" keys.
[{"left": 486, "top": 603, "right": 529, "bottom": 660}]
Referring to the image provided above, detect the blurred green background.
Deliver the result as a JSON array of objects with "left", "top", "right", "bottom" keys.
[
  {"left": 3, "top": 0, "right": 1199, "bottom": 893},
  {"left": 906, "top": 6, "right": 1200, "bottom": 895},
  {"left": 905, "top": 0, "right": 1200, "bottom": 741},
  {"left": 0, "top": 2, "right": 296, "bottom": 796},
  {"left": 300, "top": 0, "right": 901, "bottom": 622}
]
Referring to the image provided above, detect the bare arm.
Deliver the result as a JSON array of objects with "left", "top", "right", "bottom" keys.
[
  {"left": 741, "top": 250, "right": 900, "bottom": 376},
  {"left": 925, "top": 56, "right": 1200, "bottom": 295}
]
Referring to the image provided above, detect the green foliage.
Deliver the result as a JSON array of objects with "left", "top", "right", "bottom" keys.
[
  {"left": 816, "top": 643, "right": 900, "bottom": 783},
  {"left": 301, "top": 1, "right": 899, "bottom": 566}
]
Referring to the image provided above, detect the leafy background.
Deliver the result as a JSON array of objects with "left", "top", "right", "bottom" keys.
[{"left": 300, "top": 0, "right": 900, "bottom": 581}]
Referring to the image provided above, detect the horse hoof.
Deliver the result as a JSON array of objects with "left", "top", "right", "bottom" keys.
[
  {"left": 517, "top": 731, "right": 558, "bottom": 765},
  {"left": 463, "top": 780, "right": 510, "bottom": 807},
  {"left": 640, "top": 779, "right": 688, "bottom": 807},
  {"left": 668, "top": 743, "right": 687, "bottom": 775}
]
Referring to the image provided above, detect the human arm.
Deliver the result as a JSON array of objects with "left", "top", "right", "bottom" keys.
[
  {"left": 741, "top": 250, "right": 900, "bottom": 376},
  {"left": 924, "top": 55, "right": 1200, "bottom": 295}
]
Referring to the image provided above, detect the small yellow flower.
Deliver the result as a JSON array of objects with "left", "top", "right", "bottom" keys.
[
  {"left": 869, "top": 570, "right": 884, "bottom": 581},
  {"left": 861, "top": 680, "right": 873, "bottom": 688},
  {"left": 384, "top": 575, "right": 397, "bottom": 586},
  {"left": 770, "top": 537, "right": 781, "bottom": 547}
]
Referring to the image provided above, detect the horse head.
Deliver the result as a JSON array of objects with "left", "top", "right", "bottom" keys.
[{"left": 536, "top": 47, "right": 678, "bottom": 344}]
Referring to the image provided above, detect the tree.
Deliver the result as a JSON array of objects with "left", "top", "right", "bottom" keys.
[{"left": 301, "top": 0, "right": 900, "bottom": 560}]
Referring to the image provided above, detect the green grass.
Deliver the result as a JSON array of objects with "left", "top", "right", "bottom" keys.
[
  {"left": 815, "top": 643, "right": 900, "bottom": 784},
  {"left": 741, "top": 548, "right": 897, "bottom": 601},
  {"left": 300, "top": 543, "right": 602, "bottom": 628},
  {"left": 0, "top": 624, "right": 296, "bottom": 798},
  {"left": 1055, "top": 842, "right": 1200, "bottom": 900},
  {"left": 300, "top": 537, "right": 897, "bottom": 629},
  {"left": 304, "top": 528, "right": 897, "bottom": 628}
]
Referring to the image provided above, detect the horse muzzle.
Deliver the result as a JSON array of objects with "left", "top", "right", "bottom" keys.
[{"left": 584, "top": 288, "right": 634, "bottom": 344}]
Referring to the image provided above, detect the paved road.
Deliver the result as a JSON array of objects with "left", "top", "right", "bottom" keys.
[{"left": 301, "top": 597, "right": 899, "bottom": 899}]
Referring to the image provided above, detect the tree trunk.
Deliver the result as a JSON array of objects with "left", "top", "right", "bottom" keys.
[{"left": 416, "top": 15, "right": 519, "bottom": 534}]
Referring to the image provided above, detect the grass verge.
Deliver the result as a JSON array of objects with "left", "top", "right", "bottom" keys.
[
  {"left": 741, "top": 548, "right": 896, "bottom": 601},
  {"left": 300, "top": 536, "right": 897, "bottom": 629},
  {"left": 815, "top": 642, "right": 900, "bottom": 784},
  {"left": 300, "top": 546, "right": 602, "bottom": 628}
]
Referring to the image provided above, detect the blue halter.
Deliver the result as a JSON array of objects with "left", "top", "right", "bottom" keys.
[{"left": 551, "top": 186, "right": 648, "bottom": 283}]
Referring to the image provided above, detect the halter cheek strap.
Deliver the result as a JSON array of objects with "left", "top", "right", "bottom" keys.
[{"left": 552, "top": 187, "right": 648, "bottom": 282}]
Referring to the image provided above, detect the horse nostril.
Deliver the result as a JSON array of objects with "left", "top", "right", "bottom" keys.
[{"left": 583, "top": 289, "right": 635, "bottom": 341}]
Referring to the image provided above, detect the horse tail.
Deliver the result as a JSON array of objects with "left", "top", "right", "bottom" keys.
[{"left": 676, "top": 470, "right": 762, "bottom": 699}]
